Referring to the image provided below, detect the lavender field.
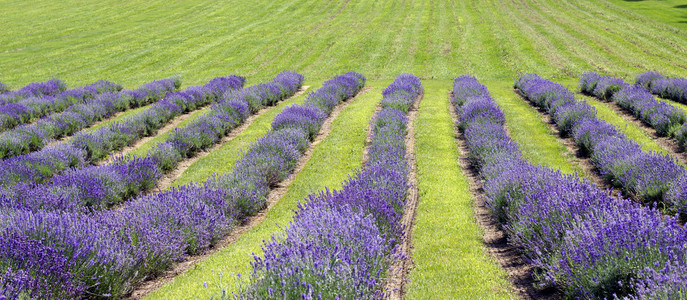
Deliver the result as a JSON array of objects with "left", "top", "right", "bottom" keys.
[{"left": 2, "top": 0, "right": 687, "bottom": 299}]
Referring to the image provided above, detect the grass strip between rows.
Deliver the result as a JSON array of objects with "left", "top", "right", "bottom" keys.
[{"left": 406, "top": 80, "right": 514, "bottom": 299}]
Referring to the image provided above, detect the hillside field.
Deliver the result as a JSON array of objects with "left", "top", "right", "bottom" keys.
[{"left": 1, "top": 0, "right": 687, "bottom": 299}]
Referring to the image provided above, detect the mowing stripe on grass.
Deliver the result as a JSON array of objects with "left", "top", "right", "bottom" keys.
[
  {"left": 170, "top": 84, "right": 319, "bottom": 188},
  {"left": 484, "top": 80, "right": 584, "bottom": 176},
  {"left": 406, "top": 80, "right": 514, "bottom": 299},
  {"left": 145, "top": 82, "right": 382, "bottom": 299}
]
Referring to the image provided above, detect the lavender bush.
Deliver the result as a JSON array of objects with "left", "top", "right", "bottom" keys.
[
  {"left": 238, "top": 73, "right": 418, "bottom": 299},
  {"left": 0, "top": 76, "right": 237, "bottom": 188},
  {"left": 0, "top": 76, "right": 182, "bottom": 161},
  {"left": 0, "top": 78, "right": 67, "bottom": 105},
  {"left": 634, "top": 71, "right": 687, "bottom": 104},
  {"left": 456, "top": 74, "right": 687, "bottom": 298},
  {"left": 635, "top": 71, "right": 665, "bottom": 90},
  {"left": 3, "top": 72, "right": 302, "bottom": 213},
  {"left": 580, "top": 72, "right": 687, "bottom": 137},
  {"left": 519, "top": 73, "right": 687, "bottom": 211},
  {"left": 652, "top": 79, "right": 687, "bottom": 104},
  {"left": 0, "top": 79, "right": 122, "bottom": 133},
  {"left": 0, "top": 72, "right": 310, "bottom": 298}
]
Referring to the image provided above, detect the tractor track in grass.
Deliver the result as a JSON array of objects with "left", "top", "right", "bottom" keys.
[
  {"left": 514, "top": 90, "right": 616, "bottom": 192},
  {"left": 447, "top": 91, "right": 555, "bottom": 300},
  {"left": 126, "top": 86, "right": 370, "bottom": 300},
  {"left": 585, "top": 96, "right": 687, "bottom": 167},
  {"left": 154, "top": 86, "right": 311, "bottom": 191},
  {"left": 384, "top": 93, "right": 422, "bottom": 299}
]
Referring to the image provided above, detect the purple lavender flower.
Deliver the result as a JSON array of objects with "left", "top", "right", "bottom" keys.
[
  {"left": 651, "top": 78, "right": 687, "bottom": 104},
  {"left": 460, "top": 74, "right": 687, "bottom": 298},
  {"left": 271, "top": 105, "right": 327, "bottom": 139},
  {"left": 635, "top": 71, "right": 665, "bottom": 90},
  {"left": 240, "top": 73, "right": 417, "bottom": 299}
]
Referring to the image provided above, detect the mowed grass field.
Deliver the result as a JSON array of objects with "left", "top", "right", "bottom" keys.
[
  {"left": 2, "top": 0, "right": 687, "bottom": 88},
  {"left": 2, "top": 0, "right": 687, "bottom": 298}
]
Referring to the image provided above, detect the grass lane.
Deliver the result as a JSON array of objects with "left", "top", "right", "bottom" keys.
[
  {"left": 484, "top": 80, "right": 585, "bottom": 175},
  {"left": 146, "top": 81, "right": 382, "bottom": 299},
  {"left": 407, "top": 80, "right": 514, "bottom": 299}
]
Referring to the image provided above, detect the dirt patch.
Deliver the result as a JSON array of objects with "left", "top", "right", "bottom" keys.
[
  {"left": 125, "top": 86, "right": 369, "bottom": 300},
  {"left": 595, "top": 98, "right": 687, "bottom": 166},
  {"left": 449, "top": 91, "right": 559, "bottom": 300},
  {"left": 384, "top": 93, "right": 423, "bottom": 299},
  {"left": 154, "top": 87, "right": 311, "bottom": 191}
]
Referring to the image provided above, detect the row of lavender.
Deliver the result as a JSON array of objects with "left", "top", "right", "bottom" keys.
[
  {"left": 455, "top": 75, "right": 687, "bottom": 299},
  {"left": 0, "top": 80, "right": 123, "bottom": 135},
  {"left": 0, "top": 73, "right": 300, "bottom": 211},
  {"left": 636, "top": 71, "right": 687, "bottom": 104},
  {"left": 0, "top": 79, "right": 66, "bottom": 105},
  {"left": 203, "top": 71, "right": 365, "bottom": 219},
  {"left": 0, "top": 76, "right": 228, "bottom": 187},
  {"left": 0, "top": 77, "right": 181, "bottom": 160},
  {"left": 235, "top": 74, "right": 421, "bottom": 299},
  {"left": 0, "top": 72, "right": 365, "bottom": 299},
  {"left": 517, "top": 74, "right": 687, "bottom": 218},
  {"left": 580, "top": 71, "right": 687, "bottom": 148}
]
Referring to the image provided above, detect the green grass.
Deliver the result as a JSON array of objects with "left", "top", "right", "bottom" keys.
[
  {"left": 170, "top": 85, "right": 316, "bottom": 188},
  {"left": 608, "top": 0, "right": 687, "bottom": 30},
  {"left": 147, "top": 82, "right": 381, "bottom": 299},
  {"left": 2, "top": 0, "right": 686, "bottom": 89},
  {"left": 406, "top": 81, "right": 514, "bottom": 299}
]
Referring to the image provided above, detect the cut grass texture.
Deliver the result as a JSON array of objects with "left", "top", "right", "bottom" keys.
[
  {"left": 2, "top": 0, "right": 686, "bottom": 88},
  {"left": 145, "top": 82, "right": 382, "bottom": 299},
  {"left": 406, "top": 80, "right": 515, "bottom": 299}
]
